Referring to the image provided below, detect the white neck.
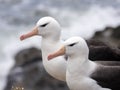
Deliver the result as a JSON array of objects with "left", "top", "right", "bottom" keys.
[
  {"left": 67, "top": 56, "right": 96, "bottom": 77},
  {"left": 41, "top": 37, "right": 61, "bottom": 59},
  {"left": 41, "top": 37, "right": 66, "bottom": 81},
  {"left": 41, "top": 30, "right": 61, "bottom": 56}
]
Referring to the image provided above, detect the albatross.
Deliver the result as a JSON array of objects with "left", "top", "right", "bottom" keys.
[
  {"left": 20, "top": 17, "right": 66, "bottom": 81},
  {"left": 48, "top": 36, "right": 120, "bottom": 90},
  {"left": 20, "top": 16, "right": 120, "bottom": 82}
]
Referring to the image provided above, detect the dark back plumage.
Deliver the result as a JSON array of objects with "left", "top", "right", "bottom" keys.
[{"left": 91, "top": 64, "right": 120, "bottom": 90}]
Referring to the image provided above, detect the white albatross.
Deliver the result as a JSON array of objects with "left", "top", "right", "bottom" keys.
[
  {"left": 48, "top": 36, "right": 120, "bottom": 90},
  {"left": 20, "top": 17, "right": 66, "bottom": 81}
]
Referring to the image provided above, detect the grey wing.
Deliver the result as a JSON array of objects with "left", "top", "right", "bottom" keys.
[
  {"left": 90, "top": 65, "right": 120, "bottom": 90},
  {"left": 95, "top": 61, "right": 120, "bottom": 66}
]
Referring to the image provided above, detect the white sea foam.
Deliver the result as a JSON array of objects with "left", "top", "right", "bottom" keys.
[{"left": 60, "top": 6, "right": 120, "bottom": 39}]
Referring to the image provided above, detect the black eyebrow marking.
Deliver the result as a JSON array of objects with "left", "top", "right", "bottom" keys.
[
  {"left": 68, "top": 43, "right": 77, "bottom": 47},
  {"left": 40, "top": 22, "right": 49, "bottom": 27}
]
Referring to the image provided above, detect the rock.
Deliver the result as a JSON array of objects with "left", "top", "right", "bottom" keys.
[
  {"left": 87, "top": 39, "right": 120, "bottom": 61},
  {"left": 14, "top": 47, "right": 42, "bottom": 67},
  {"left": 88, "top": 26, "right": 120, "bottom": 61},
  {"left": 4, "top": 47, "right": 68, "bottom": 90},
  {"left": 111, "top": 26, "right": 120, "bottom": 39},
  {"left": 92, "top": 26, "right": 120, "bottom": 48}
]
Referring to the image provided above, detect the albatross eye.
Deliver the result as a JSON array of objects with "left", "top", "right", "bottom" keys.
[
  {"left": 68, "top": 43, "right": 77, "bottom": 47},
  {"left": 40, "top": 23, "right": 49, "bottom": 27}
]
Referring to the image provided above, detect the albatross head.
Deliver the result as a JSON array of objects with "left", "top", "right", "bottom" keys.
[
  {"left": 20, "top": 16, "right": 61, "bottom": 40},
  {"left": 48, "top": 36, "right": 89, "bottom": 60}
]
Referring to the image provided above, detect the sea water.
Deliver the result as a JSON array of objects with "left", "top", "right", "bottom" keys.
[{"left": 0, "top": 0, "right": 120, "bottom": 90}]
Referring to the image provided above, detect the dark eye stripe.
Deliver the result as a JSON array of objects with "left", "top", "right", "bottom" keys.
[
  {"left": 40, "top": 23, "right": 49, "bottom": 27},
  {"left": 68, "top": 43, "right": 77, "bottom": 46}
]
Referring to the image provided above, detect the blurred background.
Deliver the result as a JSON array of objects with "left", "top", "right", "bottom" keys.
[{"left": 0, "top": 0, "right": 120, "bottom": 90}]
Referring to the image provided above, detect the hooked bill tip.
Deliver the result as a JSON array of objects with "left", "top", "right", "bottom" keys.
[
  {"left": 20, "top": 35, "right": 25, "bottom": 41},
  {"left": 47, "top": 54, "right": 53, "bottom": 60}
]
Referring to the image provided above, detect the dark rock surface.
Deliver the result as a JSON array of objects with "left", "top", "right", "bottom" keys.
[
  {"left": 14, "top": 47, "right": 42, "bottom": 67},
  {"left": 92, "top": 26, "right": 120, "bottom": 48},
  {"left": 87, "top": 25, "right": 120, "bottom": 61},
  {"left": 4, "top": 47, "right": 68, "bottom": 90},
  {"left": 86, "top": 39, "right": 120, "bottom": 61}
]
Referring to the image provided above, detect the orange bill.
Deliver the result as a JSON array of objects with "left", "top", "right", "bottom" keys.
[{"left": 48, "top": 46, "right": 65, "bottom": 60}]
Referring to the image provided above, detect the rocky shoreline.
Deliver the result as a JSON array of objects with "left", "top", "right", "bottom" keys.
[{"left": 5, "top": 26, "right": 120, "bottom": 90}]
